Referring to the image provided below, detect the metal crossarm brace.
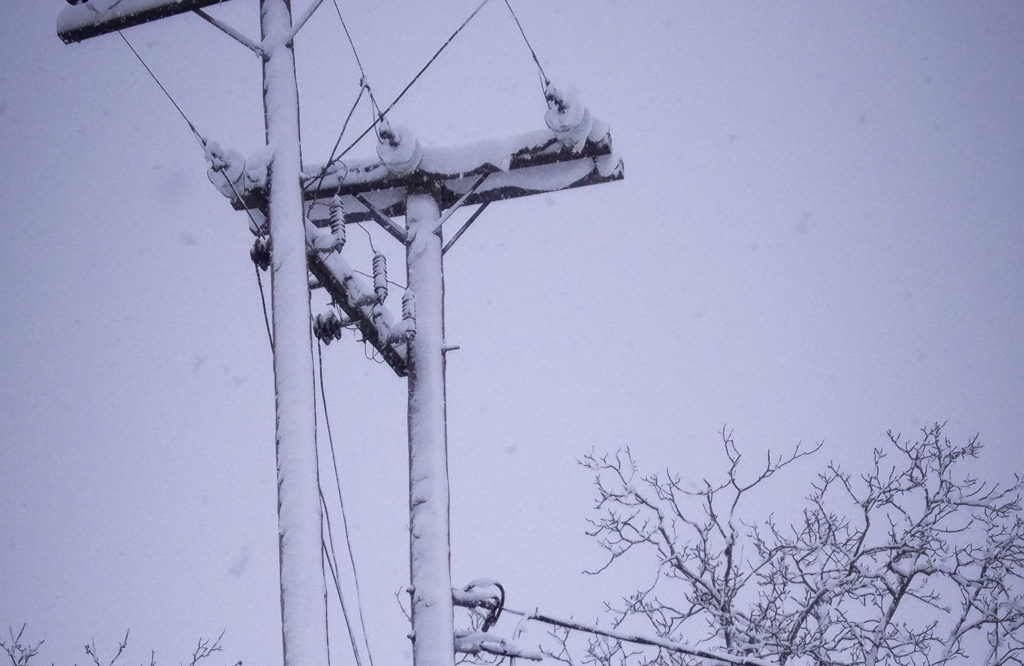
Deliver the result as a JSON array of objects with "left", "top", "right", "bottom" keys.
[
  {"left": 442, "top": 202, "right": 490, "bottom": 255},
  {"left": 353, "top": 194, "right": 409, "bottom": 244}
]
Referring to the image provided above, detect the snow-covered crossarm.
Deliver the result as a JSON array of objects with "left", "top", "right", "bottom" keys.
[
  {"left": 308, "top": 249, "right": 408, "bottom": 376},
  {"left": 226, "top": 126, "right": 623, "bottom": 223},
  {"left": 58, "top": 0, "right": 235, "bottom": 43}
]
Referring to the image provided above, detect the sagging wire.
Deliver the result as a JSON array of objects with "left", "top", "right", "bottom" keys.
[{"left": 318, "top": 341, "right": 378, "bottom": 666}]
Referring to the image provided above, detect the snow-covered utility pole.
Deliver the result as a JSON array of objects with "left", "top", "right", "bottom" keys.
[
  {"left": 59, "top": 4, "right": 623, "bottom": 664},
  {"left": 258, "top": 1, "right": 330, "bottom": 665},
  {"left": 248, "top": 93, "right": 623, "bottom": 666},
  {"left": 403, "top": 189, "right": 455, "bottom": 666},
  {"left": 58, "top": 2, "right": 329, "bottom": 665}
]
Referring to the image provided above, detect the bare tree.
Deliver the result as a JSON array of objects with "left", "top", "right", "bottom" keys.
[
  {"left": 1, "top": 626, "right": 239, "bottom": 666},
  {"left": 579, "top": 423, "right": 1024, "bottom": 665}
]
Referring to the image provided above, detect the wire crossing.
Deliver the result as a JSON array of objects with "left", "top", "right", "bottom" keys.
[{"left": 324, "top": 0, "right": 492, "bottom": 170}]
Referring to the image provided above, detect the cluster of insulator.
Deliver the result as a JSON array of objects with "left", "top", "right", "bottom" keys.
[
  {"left": 313, "top": 310, "right": 345, "bottom": 344},
  {"left": 328, "top": 195, "right": 348, "bottom": 252},
  {"left": 543, "top": 84, "right": 594, "bottom": 152},
  {"left": 250, "top": 237, "right": 271, "bottom": 271},
  {"left": 372, "top": 253, "right": 388, "bottom": 304}
]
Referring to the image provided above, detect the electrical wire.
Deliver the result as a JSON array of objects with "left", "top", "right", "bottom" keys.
[
  {"left": 501, "top": 0, "right": 550, "bottom": 90},
  {"left": 324, "top": 0, "right": 493, "bottom": 170},
  {"left": 318, "top": 341, "right": 378, "bottom": 666},
  {"left": 118, "top": 31, "right": 206, "bottom": 147},
  {"left": 330, "top": 0, "right": 383, "bottom": 119},
  {"left": 304, "top": 85, "right": 364, "bottom": 215},
  {"left": 321, "top": 493, "right": 365, "bottom": 666},
  {"left": 119, "top": 29, "right": 280, "bottom": 361},
  {"left": 254, "top": 261, "right": 274, "bottom": 351}
]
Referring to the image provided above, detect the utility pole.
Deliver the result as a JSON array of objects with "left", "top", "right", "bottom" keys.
[
  {"left": 59, "top": 2, "right": 329, "bottom": 665},
  {"left": 258, "top": 1, "right": 330, "bottom": 664},
  {"left": 404, "top": 188, "right": 455, "bottom": 666},
  {"left": 240, "top": 101, "right": 624, "bottom": 666},
  {"left": 59, "top": 4, "right": 623, "bottom": 666}
]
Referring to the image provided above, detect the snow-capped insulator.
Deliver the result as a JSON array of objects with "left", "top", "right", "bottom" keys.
[
  {"left": 328, "top": 195, "right": 347, "bottom": 251},
  {"left": 376, "top": 124, "right": 422, "bottom": 176},
  {"left": 250, "top": 237, "right": 271, "bottom": 271},
  {"left": 313, "top": 310, "right": 344, "bottom": 344},
  {"left": 372, "top": 252, "right": 388, "bottom": 304},
  {"left": 402, "top": 290, "right": 415, "bottom": 322},
  {"left": 544, "top": 84, "right": 593, "bottom": 153},
  {"left": 386, "top": 290, "right": 416, "bottom": 344}
]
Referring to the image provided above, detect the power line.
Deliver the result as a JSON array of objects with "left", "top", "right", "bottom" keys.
[
  {"left": 329, "top": 0, "right": 382, "bottom": 117},
  {"left": 118, "top": 31, "right": 205, "bottom": 146},
  {"left": 326, "top": 0, "right": 493, "bottom": 167},
  {"left": 318, "top": 341, "right": 377, "bottom": 666},
  {"left": 119, "top": 30, "right": 278, "bottom": 356},
  {"left": 501, "top": 0, "right": 550, "bottom": 90},
  {"left": 253, "top": 262, "right": 274, "bottom": 351},
  {"left": 321, "top": 510, "right": 365, "bottom": 666}
]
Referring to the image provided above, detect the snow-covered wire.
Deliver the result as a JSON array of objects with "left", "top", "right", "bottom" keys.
[{"left": 317, "top": 341, "right": 378, "bottom": 666}]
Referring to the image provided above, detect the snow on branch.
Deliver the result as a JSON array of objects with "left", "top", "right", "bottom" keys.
[{"left": 577, "top": 423, "right": 1024, "bottom": 665}]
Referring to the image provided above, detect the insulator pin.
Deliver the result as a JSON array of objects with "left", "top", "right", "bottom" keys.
[{"left": 372, "top": 253, "right": 388, "bottom": 304}]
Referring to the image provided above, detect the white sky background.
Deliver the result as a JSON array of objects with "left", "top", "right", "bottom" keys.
[{"left": 2, "top": 1, "right": 1023, "bottom": 664}]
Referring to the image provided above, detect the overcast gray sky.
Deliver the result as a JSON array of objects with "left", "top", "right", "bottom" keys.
[{"left": 2, "top": 2, "right": 1023, "bottom": 664}]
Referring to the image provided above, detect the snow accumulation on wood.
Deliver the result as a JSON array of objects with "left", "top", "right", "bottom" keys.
[
  {"left": 57, "top": 0, "right": 234, "bottom": 43},
  {"left": 212, "top": 124, "right": 623, "bottom": 224}
]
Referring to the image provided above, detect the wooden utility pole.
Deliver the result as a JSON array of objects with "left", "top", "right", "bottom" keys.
[
  {"left": 404, "top": 189, "right": 455, "bottom": 666},
  {"left": 59, "top": 3, "right": 329, "bottom": 665},
  {"left": 258, "top": 1, "right": 330, "bottom": 664}
]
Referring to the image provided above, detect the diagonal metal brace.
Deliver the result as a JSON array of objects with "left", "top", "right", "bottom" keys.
[{"left": 353, "top": 194, "right": 409, "bottom": 244}]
